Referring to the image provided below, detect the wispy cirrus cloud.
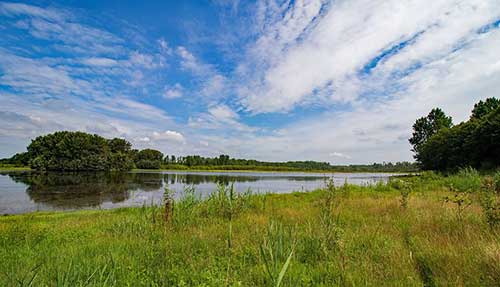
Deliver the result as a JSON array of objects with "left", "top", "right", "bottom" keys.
[{"left": 236, "top": 0, "right": 500, "bottom": 114}]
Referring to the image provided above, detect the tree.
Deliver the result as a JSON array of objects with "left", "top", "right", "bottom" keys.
[
  {"left": 134, "top": 149, "right": 164, "bottom": 169},
  {"left": 26, "top": 131, "right": 134, "bottom": 171},
  {"left": 409, "top": 108, "right": 453, "bottom": 162},
  {"left": 108, "top": 138, "right": 132, "bottom": 153},
  {"left": 471, "top": 98, "right": 500, "bottom": 120},
  {"left": 412, "top": 99, "right": 500, "bottom": 171},
  {"left": 0, "top": 152, "right": 30, "bottom": 166}
]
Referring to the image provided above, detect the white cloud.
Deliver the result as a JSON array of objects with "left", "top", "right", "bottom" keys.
[
  {"left": 152, "top": 130, "right": 186, "bottom": 142},
  {"left": 82, "top": 57, "right": 118, "bottom": 67},
  {"left": 177, "top": 46, "right": 206, "bottom": 74},
  {"left": 176, "top": 46, "right": 228, "bottom": 99},
  {"left": 129, "top": 51, "right": 159, "bottom": 69},
  {"left": 163, "top": 83, "right": 183, "bottom": 99},
  {"left": 238, "top": 0, "right": 500, "bottom": 113},
  {"left": 0, "top": 2, "right": 67, "bottom": 21},
  {"left": 188, "top": 104, "right": 256, "bottom": 132},
  {"left": 330, "top": 152, "right": 351, "bottom": 159},
  {"left": 209, "top": 104, "right": 239, "bottom": 122},
  {"left": 158, "top": 38, "right": 172, "bottom": 54}
]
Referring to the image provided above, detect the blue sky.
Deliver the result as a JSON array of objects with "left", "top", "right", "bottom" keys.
[{"left": 1, "top": 0, "right": 500, "bottom": 164}]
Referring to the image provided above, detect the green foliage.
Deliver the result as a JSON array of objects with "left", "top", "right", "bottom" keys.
[
  {"left": 444, "top": 192, "right": 472, "bottom": 222},
  {"left": 471, "top": 97, "right": 500, "bottom": 120},
  {"left": 26, "top": 131, "right": 134, "bottom": 171},
  {"left": 319, "top": 179, "right": 345, "bottom": 255},
  {"left": 390, "top": 178, "right": 412, "bottom": 209},
  {"left": 259, "top": 221, "right": 295, "bottom": 287},
  {"left": 479, "top": 176, "right": 500, "bottom": 229},
  {"left": 134, "top": 149, "right": 164, "bottom": 169},
  {"left": 0, "top": 152, "right": 30, "bottom": 166},
  {"left": 447, "top": 167, "right": 482, "bottom": 193},
  {"left": 413, "top": 98, "right": 500, "bottom": 171},
  {"left": 493, "top": 172, "right": 500, "bottom": 193},
  {"left": 167, "top": 155, "right": 418, "bottom": 172},
  {"left": 409, "top": 108, "right": 453, "bottom": 159},
  {"left": 206, "top": 183, "right": 250, "bottom": 219}
]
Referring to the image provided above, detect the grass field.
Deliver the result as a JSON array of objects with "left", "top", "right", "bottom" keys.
[{"left": 1, "top": 170, "right": 500, "bottom": 286}]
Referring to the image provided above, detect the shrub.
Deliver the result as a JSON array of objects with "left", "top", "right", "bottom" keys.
[{"left": 480, "top": 176, "right": 500, "bottom": 229}]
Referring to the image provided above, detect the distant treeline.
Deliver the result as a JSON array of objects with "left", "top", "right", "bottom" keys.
[
  {"left": 0, "top": 131, "right": 418, "bottom": 172},
  {"left": 162, "top": 155, "right": 417, "bottom": 172},
  {"left": 409, "top": 97, "right": 500, "bottom": 171}
]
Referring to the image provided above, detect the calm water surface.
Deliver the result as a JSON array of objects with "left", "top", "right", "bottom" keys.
[{"left": 0, "top": 171, "right": 402, "bottom": 214}]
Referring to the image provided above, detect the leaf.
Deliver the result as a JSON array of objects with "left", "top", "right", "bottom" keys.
[{"left": 276, "top": 249, "right": 294, "bottom": 287}]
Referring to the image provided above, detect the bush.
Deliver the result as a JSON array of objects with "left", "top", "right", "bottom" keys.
[{"left": 135, "top": 159, "right": 161, "bottom": 169}]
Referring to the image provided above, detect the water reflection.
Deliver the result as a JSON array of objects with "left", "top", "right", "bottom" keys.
[{"left": 0, "top": 171, "right": 396, "bottom": 214}]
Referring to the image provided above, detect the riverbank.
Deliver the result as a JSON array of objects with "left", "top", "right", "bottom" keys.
[
  {"left": 0, "top": 165, "right": 31, "bottom": 171},
  {"left": 133, "top": 167, "right": 415, "bottom": 174},
  {"left": 1, "top": 170, "right": 499, "bottom": 286},
  {"left": 1, "top": 166, "right": 326, "bottom": 174},
  {"left": 0, "top": 166, "right": 415, "bottom": 174}
]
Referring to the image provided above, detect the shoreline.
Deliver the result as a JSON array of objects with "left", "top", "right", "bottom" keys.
[{"left": 0, "top": 166, "right": 416, "bottom": 174}]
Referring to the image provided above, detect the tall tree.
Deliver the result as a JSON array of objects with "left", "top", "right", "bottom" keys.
[
  {"left": 471, "top": 97, "right": 500, "bottom": 120},
  {"left": 409, "top": 108, "right": 453, "bottom": 161}
]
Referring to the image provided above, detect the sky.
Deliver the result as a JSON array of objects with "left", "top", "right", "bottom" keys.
[{"left": 1, "top": 0, "right": 500, "bottom": 164}]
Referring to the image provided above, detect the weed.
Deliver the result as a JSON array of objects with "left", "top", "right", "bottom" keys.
[
  {"left": 259, "top": 221, "right": 295, "bottom": 287},
  {"left": 173, "top": 185, "right": 200, "bottom": 227},
  {"left": 390, "top": 178, "right": 412, "bottom": 209},
  {"left": 444, "top": 190, "right": 472, "bottom": 222},
  {"left": 163, "top": 184, "right": 175, "bottom": 224},
  {"left": 493, "top": 171, "right": 500, "bottom": 193},
  {"left": 479, "top": 177, "right": 500, "bottom": 229}
]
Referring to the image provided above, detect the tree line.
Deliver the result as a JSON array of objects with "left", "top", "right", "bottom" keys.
[
  {"left": 409, "top": 98, "right": 500, "bottom": 171},
  {"left": 163, "top": 155, "right": 417, "bottom": 172},
  {"left": 1, "top": 130, "right": 418, "bottom": 172}
]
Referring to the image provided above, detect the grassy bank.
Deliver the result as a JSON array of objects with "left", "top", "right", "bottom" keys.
[
  {"left": 0, "top": 165, "right": 31, "bottom": 171},
  {"left": 1, "top": 171, "right": 500, "bottom": 286}
]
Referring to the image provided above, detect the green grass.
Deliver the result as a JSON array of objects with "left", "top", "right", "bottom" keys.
[
  {"left": 0, "top": 165, "right": 31, "bottom": 171},
  {"left": 1, "top": 172, "right": 500, "bottom": 286}
]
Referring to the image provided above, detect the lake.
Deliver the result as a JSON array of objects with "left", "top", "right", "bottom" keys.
[{"left": 0, "top": 170, "right": 401, "bottom": 214}]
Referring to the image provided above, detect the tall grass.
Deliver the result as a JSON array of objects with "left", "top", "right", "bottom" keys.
[{"left": 259, "top": 221, "right": 295, "bottom": 287}]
